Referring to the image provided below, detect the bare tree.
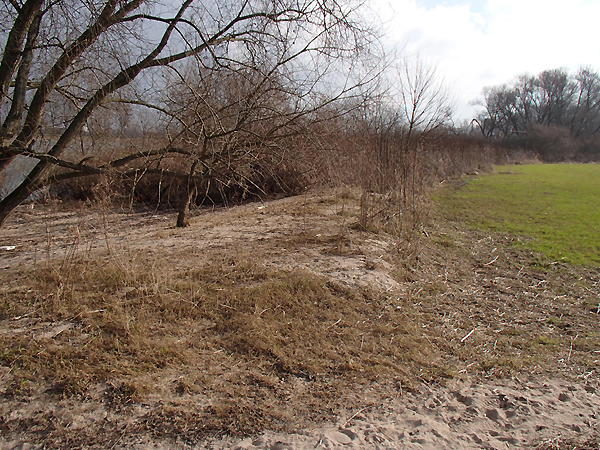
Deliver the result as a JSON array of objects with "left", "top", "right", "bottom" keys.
[
  {"left": 394, "top": 59, "right": 453, "bottom": 208},
  {"left": 0, "top": 0, "right": 379, "bottom": 227},
  {"left": 478, "top": 67, "right": 600, "bottom": 150},
  {"left": 160, "top": 30, "right": 379, "bottom": 226},
  {"left": 353, "top": 59, "right": 452, "bottom": 196},
  {"left": 533, "top": 69, "right": 575, "bottom": 126},
  {"left": 355, "top": 59, "right": 454, "bottom": 246},
  {"left": 570, "top": 67, "right": 600, "bottom": 138}
]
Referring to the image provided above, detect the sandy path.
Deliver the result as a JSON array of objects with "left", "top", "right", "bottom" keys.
[{"left": 217, "top": 379, "right": 598, "bottom": 450}]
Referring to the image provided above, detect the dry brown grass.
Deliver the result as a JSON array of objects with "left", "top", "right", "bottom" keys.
[
  {"left": 2, "top": 245, "right": 437, "bottom": 389},
  {"left": 0, "top": 189, "right": 598, "bottom": 447},
  {"left": 0, "top": 204, "right": 435, "bottom": 446}
]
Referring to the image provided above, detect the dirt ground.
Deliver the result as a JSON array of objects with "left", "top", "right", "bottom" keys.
[{"left": 0, "top": 189, "right": 598, "bottom": 449}]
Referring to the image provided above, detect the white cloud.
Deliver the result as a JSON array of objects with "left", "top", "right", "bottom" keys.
[{"left": 372, "top": 0, "right": 600, "bottom": 120}]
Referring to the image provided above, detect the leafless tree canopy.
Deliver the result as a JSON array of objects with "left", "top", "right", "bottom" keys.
[
  {"left": 475, "top": 67, "right": 600, "bottom": 161},
  {"left": 0, "top": 0, "right": 380, "bottom": 226}
]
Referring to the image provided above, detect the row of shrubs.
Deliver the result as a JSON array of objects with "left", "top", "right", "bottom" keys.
[{"left": 38, "top": 131, "right": 511, "bottom": 212}]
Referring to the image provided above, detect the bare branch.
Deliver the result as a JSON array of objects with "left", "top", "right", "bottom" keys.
[{"left": 0, "top": 0, "right": 43, "bottom": 104}]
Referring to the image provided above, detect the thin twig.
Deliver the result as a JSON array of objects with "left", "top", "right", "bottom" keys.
[
  {"left": 342, "top": 405, "right": 373, "bottom": 427},
  {"left": 326, "top": 318, "right": 342, "bottom": 329},
  {"left": 461, "top": 328, "right": 476, "bottom": 343},
  {"left": 567, "top": 335, "right": 579, "bottom": 363},
  {"left": 484, "top": 255, "right": 499, "bottom": 266}
]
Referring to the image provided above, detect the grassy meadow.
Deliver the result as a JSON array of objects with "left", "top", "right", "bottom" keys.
[{"left": 435, "top": 164, "right": 600, "bottom": 266}]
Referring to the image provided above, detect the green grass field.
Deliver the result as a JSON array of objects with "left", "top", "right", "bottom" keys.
[{"left": 435, "top": 164, "right": 600, "bottom": 267}]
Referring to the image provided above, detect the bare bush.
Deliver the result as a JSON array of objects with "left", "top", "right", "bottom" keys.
[
  {"left": 351, "top": 62, "right": 454, "bottom": 259},
  {"left": 0, "top": 0, "right": 380, "bottom": 227},
  {"left": 299, "top": 62, "right": 506, "bottom": 264}
]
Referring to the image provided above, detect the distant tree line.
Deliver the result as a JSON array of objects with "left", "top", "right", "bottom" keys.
[{"left": 475, "top": 68, "right": 600, "bottom": 161}]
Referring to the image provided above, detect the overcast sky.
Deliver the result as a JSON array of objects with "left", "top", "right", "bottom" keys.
[{"left": 373, "top": 0, "right": 600, "bottom": 121}]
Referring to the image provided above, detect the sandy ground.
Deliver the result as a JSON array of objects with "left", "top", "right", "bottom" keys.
[
  {"left": 0, "top": 192, "right": 599, "bottom": 449},
  {"left": 204, "top": 377, "right": 599, "bottom": 450},
  {"left": 2, "top": 375, "right": 598, "bottom": 449}
]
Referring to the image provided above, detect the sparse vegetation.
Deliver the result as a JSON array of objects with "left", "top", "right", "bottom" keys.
[{"left": 0, "top": 189, "right": 598, "bottom": 447}]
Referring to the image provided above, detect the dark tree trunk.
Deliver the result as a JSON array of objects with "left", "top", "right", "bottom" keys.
[
  {"left": 176, "top": 160, "right": 199, "bottom": 228},
  {"left": 0, "top": 160, "right": 45, "bottom": 227},
  {"left": 176, "top": 188, "right": 195, "bottom": 228}
]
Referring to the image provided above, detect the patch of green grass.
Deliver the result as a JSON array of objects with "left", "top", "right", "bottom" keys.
[
  {"left": 431, "top": 233, "right": 456, "bottom": 249},
  {"left": 435, "top": 164, "right": 600, "bottom": 266}
]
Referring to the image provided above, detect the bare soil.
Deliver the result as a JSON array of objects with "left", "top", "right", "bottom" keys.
[{"left": 0, "top": 189, "right": 598, "bottom": 449}]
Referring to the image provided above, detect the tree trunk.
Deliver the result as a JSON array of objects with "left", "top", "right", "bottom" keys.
[
  {"left": 0, "top": 160, "right": 46, "bottom": 227},
  {"left": 176, "top": 160, "right": 199, "bottom": 228}
]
